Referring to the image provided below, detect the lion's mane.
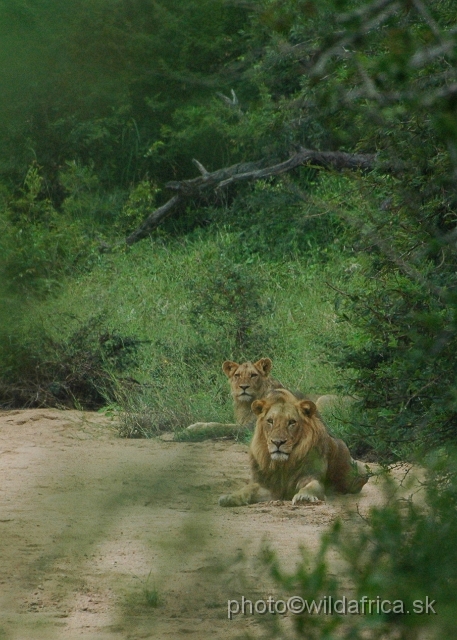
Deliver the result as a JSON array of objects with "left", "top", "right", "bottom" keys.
[{"left": 250, "top": 389, "right": 367, "bottom": 500}]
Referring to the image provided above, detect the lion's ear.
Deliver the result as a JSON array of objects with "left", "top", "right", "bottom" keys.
[
  {"left": 252, "top": 399, "right": 267, "bottom": 415},
  {"left": 222, "top": 360, "right": 239, "bottom": 378},
  {"left": 298, "top": 400, "right": 317, "bottom": 418},
  {"left": 253, "top": 358, "right": 272, "bottom": 376}
]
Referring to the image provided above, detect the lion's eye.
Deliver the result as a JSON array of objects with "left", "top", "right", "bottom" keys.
[
  {"left": 250, "top": 373, "right": 258, "bottom": 378},
  {"left": 267, "top": 418, "right": 274, "bottom": 425},
  {"left": 288, "top": 420, "right": 297, "bottom": 427},
  {"left": 234, "top": 373, "right": 240, "bottom": 378}
]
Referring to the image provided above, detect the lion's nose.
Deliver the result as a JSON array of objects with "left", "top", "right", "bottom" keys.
[
  {"left": 271, "top": 439, "right": 286, "bottom": 448},
  {"left": 239, "top": 385, "right": 249, "bottom": 391}
]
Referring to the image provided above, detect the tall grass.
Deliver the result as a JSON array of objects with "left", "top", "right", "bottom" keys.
[{"left": 15, "top": 227, "right": 356, "bottom": 435}]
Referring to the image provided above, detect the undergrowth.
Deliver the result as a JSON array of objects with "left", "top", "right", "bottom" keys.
[
  {"left": 0, "top": 314, "right": 144, "bottom": 409},
  {"left": 0, "top": 170, "right": 390, "bottom": 459},
  {"left": 0, "top": 185, "right": 356, "bottom": 437}
]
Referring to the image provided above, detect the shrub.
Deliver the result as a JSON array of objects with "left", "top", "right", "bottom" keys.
[
  {"left": 187, "top": 254, "right": 276, "bottom": 363},
  {"left": 327, "top": 173, "right": 457, "bottom": 461},
  {"left": 0, "top": 164, "right": 105, "bottom": 297},
  {"left": 0, "top": 315, "right": 144, "bottom": 409},
  {"left": 263, "top": 451, "right": 457, "bottom": 640}
]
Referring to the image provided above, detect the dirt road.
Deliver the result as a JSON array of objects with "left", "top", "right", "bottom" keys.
[{"left": 0, "top": 409, "right": 408, "bottom": 640}]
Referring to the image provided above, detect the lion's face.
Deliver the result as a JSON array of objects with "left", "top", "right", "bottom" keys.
[
  {"left": 252, "top": 391, "right": 316, "bottom": 462},
  {"left": 222, "top": 358, "right": 273, "bottom": 403}
]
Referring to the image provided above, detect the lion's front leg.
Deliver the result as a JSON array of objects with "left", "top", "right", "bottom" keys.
[
  {"left": 219, "top": 483, "right": 271, "bottom": 507},
  {"left": 292, "top": 479, "right": 326, "bottom": 504},
  {"left": 344, "top": 459, "right": 371, "bottom": 494},
  {"left": 187, "top": 421, "right": 231, "bottom": 431},
  {"left": 186, "top": 422, "right": 239, "bottom": 432}
]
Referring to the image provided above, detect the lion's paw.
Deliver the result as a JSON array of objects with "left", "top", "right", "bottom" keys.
[
  {"left": 292, "top": 492, "right": 322, "bottom": 505},
  {"left": 219, "top": 494, "right": 243, "bottom": 507}
]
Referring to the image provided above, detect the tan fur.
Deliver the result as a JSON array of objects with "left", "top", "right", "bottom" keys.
[
  {"left": 187, "top": 358, "right": 283, "bottom": 433},
  {"left": 219, "top": 389, "right": 369, "bottom": 506},
  {"left": 315, "top": 394, "right": 359, "bottom": 413},
  {"left": 223, "top": 358, "right": 284, "bottom": 426}
]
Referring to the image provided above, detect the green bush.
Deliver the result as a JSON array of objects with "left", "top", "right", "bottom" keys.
[
  {"left": 325, "top": 170, "right": 457, "bottom": 461},
  {"left": 0, "top": 314, "right": 144, "bottom": 409},
  {"left": 263, "top": 451, "right": 457, "bottom": 640},
  {"left": 0, "top": 164, "right": 107, "bottom": 297},
  {"left": 187, "top": 253, "right": 276, "bottom": 362}
]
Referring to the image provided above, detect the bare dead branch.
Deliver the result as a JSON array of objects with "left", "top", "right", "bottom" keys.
[
  {"left": 337, "top": 0, "right": 396, "bottom": 23},
  {"left": 312, "top": 1, "right": 400, "bottom": 76},
  {"left": 412, "top": 0, "right": 442, "bottom": 39},
  {"left": 216, "top": 89, "right": 239, "bottom": 107},
  {"left": 410, "top": 40, "right": 455, "bottom": 68},
  {"left": 217, "top": 149, "right": 376, "bottom": 189},
  {"left": 192, "top": 159, "right": 210, "bottom": 177},
  {"left": 125, "top": 195, "right": 181, "bottom": 245},
  {"left": 125, "top": 148, "right": 376, "bottom": 245}
]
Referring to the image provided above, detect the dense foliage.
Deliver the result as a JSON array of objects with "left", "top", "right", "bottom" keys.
[
  {"left": 0, "top": 0, "right": 248, "bottom": 186},
  {"left": 262, "top": 451, "right": 457, "bottom": 640},
  {"left": 1, "top": 0, "right": 457, "bottom": 454},
  {"left": 2, "top": 2, "right": 457, "bottom": 638}
]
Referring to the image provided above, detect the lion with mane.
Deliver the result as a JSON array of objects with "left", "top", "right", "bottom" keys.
[{"left": 219, "top": 388, "right": 369, "bottom": 506}]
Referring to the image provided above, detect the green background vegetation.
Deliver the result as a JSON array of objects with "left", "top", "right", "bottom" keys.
[{"left": 2, "top": 0, "right": 457, "bottom": 637}]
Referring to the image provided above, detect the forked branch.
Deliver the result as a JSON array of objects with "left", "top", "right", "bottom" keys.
[{"left": 125, "top": 148, "right": 376, "bottom": 245}]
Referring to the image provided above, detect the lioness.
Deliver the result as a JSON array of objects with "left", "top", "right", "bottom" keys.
[
  {"left": 219, "top": 389, "right": 369, "bottom": 506},
  {"left": 187, "top": 357, "right": 284, "bottom": 433}
]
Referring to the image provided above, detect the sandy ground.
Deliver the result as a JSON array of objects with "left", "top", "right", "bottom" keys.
[{"left": 0, "top": 409, "right": 418, "bottom": 640}]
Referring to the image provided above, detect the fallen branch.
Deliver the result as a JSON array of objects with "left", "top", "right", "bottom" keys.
[
  {"left": 125, "top": 195, "right": 181, "bottom": 246},
  {"left": 125, "top": 148, "right": 376, "bottom": 245}
]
